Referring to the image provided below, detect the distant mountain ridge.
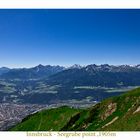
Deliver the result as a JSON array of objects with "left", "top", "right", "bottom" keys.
[
  {"left": 45, "top": 64, "right": 140, "bottom": 87},
  {"left": 3, "top": 64, "right": 140, "bottom": 104},
  {"left": 0, "top": 64, "right": 140, "bottom": 80},
  {"left": 0, "top": 65, "right": 65, "bottom": 80},
  {"left": 0, "top": 67, "right": 10, "bottom": 75}
]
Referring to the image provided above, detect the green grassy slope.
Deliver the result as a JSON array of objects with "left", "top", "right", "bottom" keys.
[
  {"left": 11, "top": 106, "right": 81, "bottom": 131},
  {"left": 11, "top": 88, "right": 140, "bottom": 131},
  {"left": 65, "top": 88, "right": 140, "bottom": 131}
]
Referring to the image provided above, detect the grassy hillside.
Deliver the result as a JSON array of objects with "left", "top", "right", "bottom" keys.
[
  {"left": 65, "top": 88, "right": 140, "bottom": 131},
  {"left": 11, "top": 106, "right": 81, "bottom": 131},
  {"left": 11, "top": 88, "right": 140, "bottom": 131}
]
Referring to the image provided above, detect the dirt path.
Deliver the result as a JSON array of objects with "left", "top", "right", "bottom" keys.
[
  {"left": 102, "top": 116, "right": 119, "bottom": 128},
  {"left": 38, "top": 113, "right": 43, "bottom": 130}
]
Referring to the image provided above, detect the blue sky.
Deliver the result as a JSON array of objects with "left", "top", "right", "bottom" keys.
[{"left": 0, "top": 9, "right": 140, "bottom": 68}]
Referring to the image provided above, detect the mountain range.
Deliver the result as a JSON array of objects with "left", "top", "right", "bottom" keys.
[
  {"left": 1, "top": 64, "right": 140, "bottom": 86},
  {"left": 46, "top": 64, "right": 140, "bottom": 87},
  {"left": 0, "top": 67, "right": 10, "bottom": 75},
  {"left": 0, "top": 64, "right": 140, "bottom": 104},
  {"left": 0, "top": 65, "right": 65, "bottom": 80}
]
